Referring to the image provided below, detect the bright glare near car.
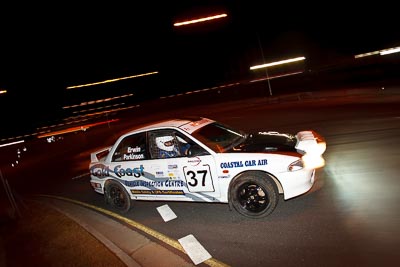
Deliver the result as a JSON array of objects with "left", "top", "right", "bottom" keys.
[{"left": 301, "top": 141, "right": 326, "bottom": 169}]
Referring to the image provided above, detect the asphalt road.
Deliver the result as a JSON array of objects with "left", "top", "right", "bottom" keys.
[{"left": 1, "top": 89, "right": 400, "bottom": 267}]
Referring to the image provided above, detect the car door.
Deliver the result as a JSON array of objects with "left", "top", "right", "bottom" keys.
[
  {"left": 107, "top": 131, "right": 149, "bottom": 196},
  {"left": 145, "top": 129, "right": 221, "bottom": 202}
]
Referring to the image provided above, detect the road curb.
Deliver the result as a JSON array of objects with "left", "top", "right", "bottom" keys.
[
  {"left": 43, "top": 200, "right": 142, "bottom": 267},
  {"left": 35, "top": 195, "right": 200, "bottom": 267}
]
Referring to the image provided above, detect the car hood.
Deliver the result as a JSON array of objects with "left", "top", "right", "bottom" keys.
[{"left": 228, "top": 131, "right": 298, "bottom": 153}]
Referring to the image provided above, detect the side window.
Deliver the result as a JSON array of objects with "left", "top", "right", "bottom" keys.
[
  {"left": 176, "top": 132, "right": 209, "bottom": 157},
  {"left": 175, "top": 132, "right": 194, "bottom": 156},
  {"left": 149, "top": 130, "right": 191, "bottom": 159},
  {"left": 149, "top": 130, "right": 180, "bottom": 159},
  {"left": 112, "top": 132, "right": 147, "bottom": 162},
  {"left": 149, "top": 130, "right": 207, "bottom": 159}
]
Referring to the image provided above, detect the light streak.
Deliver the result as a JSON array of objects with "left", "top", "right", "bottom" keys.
[
  {"left": 66, "top": 71, "right": 158, "bottom": 89},
  {"left": 0, "top": 140, "right": 25, "bottom": 148},
  {"left": 37, "top": 119, "right": 119, "bottom": 138},
  {"left": 354, "top": 46, "right": 400, "bottom": 58},
  {"left": 250, "top": 57, "right": 306, "bottom": 70},
  {"left": 174, "top": 14, "right": 227, "bottom": 27}
]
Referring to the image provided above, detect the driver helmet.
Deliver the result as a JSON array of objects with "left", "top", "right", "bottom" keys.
[{"left": 155, "top": 136, "right": 175, "bottom": 152}]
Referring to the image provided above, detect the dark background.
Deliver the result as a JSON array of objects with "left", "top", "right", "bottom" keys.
[{"left": 1, "top": 1, "right": 398, "bottom": 137}]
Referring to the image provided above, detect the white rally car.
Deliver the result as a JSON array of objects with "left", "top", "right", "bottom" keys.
[{"left": 89, "top": 116, "right": 326, "bottom": 218}]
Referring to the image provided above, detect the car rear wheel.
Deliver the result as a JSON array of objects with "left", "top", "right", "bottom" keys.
[
  {"left": 104, "top": 180, "right": 131, "bottom": 213},
  {"left": 229, "top": 172, "right": 278, "bottom": 218}
]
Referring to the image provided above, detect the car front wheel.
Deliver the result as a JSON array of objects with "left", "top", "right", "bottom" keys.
[
  {"left": 104, "top": 180, "right": 131, "bottom": 213},
  {"left": 229, "top": 172, "right": 278, "bottom": 218}
]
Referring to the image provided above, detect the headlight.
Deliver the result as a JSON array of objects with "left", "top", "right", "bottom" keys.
[
  {"left": 302, "top": 141, "right": 326, "bottom": 169},
  {"left": 302, "top": 153, "right": 326, "bottom": 169},
  {"left": 288, "top": 159, "right": 303, "bottom": 171},
  {"left": 311, "top": 142, "right": 326, "bottom": 155}
]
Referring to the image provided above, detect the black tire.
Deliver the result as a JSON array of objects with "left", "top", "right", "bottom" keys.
[
  {"left": 229, "top": 172, "right": 278, "bottom": 218},
  {"left": 104, "top": 180, "right": 132, "bottom": 213}
]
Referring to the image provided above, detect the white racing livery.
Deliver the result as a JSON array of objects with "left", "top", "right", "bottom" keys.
[{"left": 89, "top": 117, "right": 326, "bottom": 218}]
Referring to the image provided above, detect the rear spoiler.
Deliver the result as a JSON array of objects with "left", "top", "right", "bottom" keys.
[{"left": 90, "top": 146, "right": 112, "bottom": 162}]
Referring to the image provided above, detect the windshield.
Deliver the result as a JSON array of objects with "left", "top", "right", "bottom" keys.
[{"left": 191, "top": 122, "right": 246, "bottom": 152}]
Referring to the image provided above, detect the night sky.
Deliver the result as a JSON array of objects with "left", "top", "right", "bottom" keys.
[{"left": 1, "top": 1, "right": 398, "bottom": 137}]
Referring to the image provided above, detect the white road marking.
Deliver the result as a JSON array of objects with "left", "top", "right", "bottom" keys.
[
  {"left": 156, "top": 204, "right": 177, "bottom": 222},
  {"left": 178, "top": 234, "right": 212, "bottom": 265}
]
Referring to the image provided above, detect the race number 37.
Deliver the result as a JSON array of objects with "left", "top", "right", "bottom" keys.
[{"left": 183, "top": 164, "right": 214, "bottom": 192}]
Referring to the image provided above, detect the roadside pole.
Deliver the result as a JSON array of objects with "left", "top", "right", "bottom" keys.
[
  {"left": 256, "top": 33, "right": 273, "bottom": 96},
  {"left": 0, "top": 168, "right": 22, "bottom": 219}
]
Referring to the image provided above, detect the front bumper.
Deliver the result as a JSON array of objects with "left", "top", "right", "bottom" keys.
[{"left": 279, "top": 168, "right": 316, "bottom": 200}]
